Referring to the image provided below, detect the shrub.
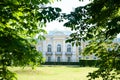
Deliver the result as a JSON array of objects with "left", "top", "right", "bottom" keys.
[{"left": 79, "top": 60, "right": 100, "bottom": 67}]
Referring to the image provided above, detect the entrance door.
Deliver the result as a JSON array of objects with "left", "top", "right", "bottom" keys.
[
  {"left": 57, "top": 57, "right": 60, "bottom": 62},
  {"left": 67, "top": 57, "right": 71, "bottom": 62}
]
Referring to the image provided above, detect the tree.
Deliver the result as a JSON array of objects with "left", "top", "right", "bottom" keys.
[
  {"left": 64, "top": 0, "right": 120, "bottom": 79},
  {"left": 0, "top": 0, "right": 61, "bottom": 79}
]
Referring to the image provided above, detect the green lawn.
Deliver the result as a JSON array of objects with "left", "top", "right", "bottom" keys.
[{"left": 9, "top": 65, "right": 100, "bottom": 80}]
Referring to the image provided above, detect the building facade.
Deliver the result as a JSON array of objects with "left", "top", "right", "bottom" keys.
[{"left": 36, "top": 31, "right": 97, "bottom": 62}]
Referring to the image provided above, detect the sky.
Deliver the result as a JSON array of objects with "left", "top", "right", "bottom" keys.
[
  {"left": 45, "top": 0, "right": 90, "bottom": 32},
  {"left": 44, "top": 0, "right": 120, "bottom": 38}
]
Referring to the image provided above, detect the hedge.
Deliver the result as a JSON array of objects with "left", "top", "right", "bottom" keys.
[
  {"left": 42, "top": 60, "right": 120, "bottom": 67},
  {"left": 42, "top": 60, "right": 99, "bottom": 66},
  {"left": 42, "top": 62, "right": 80, "bottom": 65},
  {"left": 79, "top": 60, "right": 120, "bottom": 67},
  {"left": 79, "top": 60, "right": 100, "bottom": 67}
]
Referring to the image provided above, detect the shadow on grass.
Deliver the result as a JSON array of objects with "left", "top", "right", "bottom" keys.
[{"left": 41, "top": 65, "right": 81, "bottom": 68}]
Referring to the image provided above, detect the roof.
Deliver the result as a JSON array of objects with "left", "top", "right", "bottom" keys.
[{"left": 48, "top": 30, "right": 71, "bottom": 36}]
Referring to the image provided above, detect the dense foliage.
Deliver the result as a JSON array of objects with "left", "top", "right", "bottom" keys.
[
  {"left": 0, "top": 0, "right": 61, "bottom": 79},
  {"left": 64, "top": 0, "right": 120, "bottom": 79},
  {"left": 1, "top": 0, "right": 120, "bottom": 79}
]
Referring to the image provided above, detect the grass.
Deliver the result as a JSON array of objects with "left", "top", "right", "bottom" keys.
[{"left": 9, "top": 65, "right": 100, "bottom": 80}]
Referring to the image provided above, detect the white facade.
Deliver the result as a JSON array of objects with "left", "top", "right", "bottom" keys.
[{"left": 36, "top": 31, "right": 97, "bottom": 62}]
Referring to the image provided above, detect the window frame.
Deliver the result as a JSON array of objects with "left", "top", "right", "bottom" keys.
[
  {"left": 48, "top": 56, "right": 51, "bottom": 62},
  {"left": 47, "top": 44, "right": 52, "bottom": 52},
  {"left": 67, "top": 57, "right": 71, "bottom": 62},
  {"left": 57, "top": 44, "right": 61, "bottom": 52},
  {"left": 67, "top": 44, "right": 71, "bottom": 52},
  {"left": 57, "top": 57, "right": 61, "bottom": 62}
]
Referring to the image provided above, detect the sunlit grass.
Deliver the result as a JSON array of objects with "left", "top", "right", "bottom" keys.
[{"left": 9, "top": 65, "right": 100, "bottom": 80}]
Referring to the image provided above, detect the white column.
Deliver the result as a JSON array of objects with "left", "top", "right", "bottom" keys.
[
  {"left": 43, "top": 41, "right": 46, "bottom": 53},
  {"left": 43, "top": 41, "right": 47, "bottom": 61},
  {"left": 62, "top": 39, "right": 66, "bottom": 62},
  {"left": 52, "top": 39, "right": 56, "bottom": 62},
  {"left": 72, "top": 45, "right": 77, "bottom": 62}
]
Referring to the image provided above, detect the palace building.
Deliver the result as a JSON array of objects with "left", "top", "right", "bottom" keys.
[{"left": 36, "top": 30, "right": 97, "bottom": 62}]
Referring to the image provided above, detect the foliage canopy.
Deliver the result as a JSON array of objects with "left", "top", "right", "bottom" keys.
[
  {"left": 0, "top": 0, "right": 61, "bottom": 79},
  {"left": 64, "top": 0, "right": 120, "bottom": 79}
]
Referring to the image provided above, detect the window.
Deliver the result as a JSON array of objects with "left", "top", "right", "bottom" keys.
[
  {"left": 57, "top": 44, "right": 61, "bottom": 52},
  {"left": 57, "top": 57, "right": 60, "bottom": 62},
  {"left": 48, "top": 57, "right": 51, "bottom": 62},
  {"left": 67, "top": 57, "right": 71, "bottom": 62},
  {"left": 79, "top": 46, "right": 81, "bottom": 54},
  {"left": 67, "top": 44, "right": 71, "bottom": 52},
  {"left": 79, "top": 57, "right": 82, "bottom": 60},
  {"left": 86, "top": 56, "right": 89, "bottom": 59},
  {"left": 47, "top": 44, "right": 52, "bottom": 52},
  {"left": 93, "top": 56, "right": 97, "bottom": 60}
]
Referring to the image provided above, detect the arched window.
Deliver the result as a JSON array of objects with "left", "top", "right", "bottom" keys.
[
  {"left": 67, "top": 44, "right": 71, "bottom": 52},
  {"left": 47, "top": 44, "right": 52, "bottom": 52},
  {"left": 57, "top": 44, "right": 61, "bottom": 52}
]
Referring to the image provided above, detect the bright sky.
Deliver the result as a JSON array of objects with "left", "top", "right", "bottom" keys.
[
  {"left": 46, "top": 0, "right": 90, "bottom": 32},
  {"left": 45, "top": 0, "right": 120, "bottom": 38}
]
